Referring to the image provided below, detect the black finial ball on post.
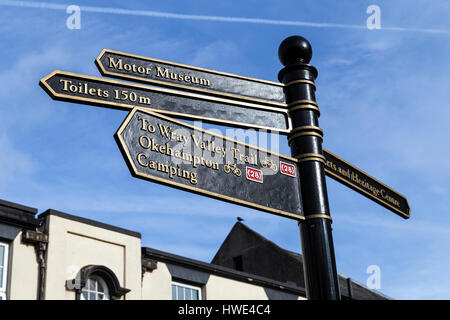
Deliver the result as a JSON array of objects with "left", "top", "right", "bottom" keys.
[{"left": 278, "top": 35, "right": 312, "bottom": 66}]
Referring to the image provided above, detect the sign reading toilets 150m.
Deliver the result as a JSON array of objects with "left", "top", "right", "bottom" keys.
[
  {"left": 39, "top": 71, "right": 290, "bottom": 133},
  {"left": 96, "top": 49, "right": 287, "bottom": 107},
  {"left": 115, "top": 108, "right": 303, "bottom": 220}
]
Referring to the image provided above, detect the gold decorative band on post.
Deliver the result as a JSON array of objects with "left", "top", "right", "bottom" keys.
[
  {"left": 298, "top": 157, "right": 326, "bottom": 165},
  {"left": 288, "top": 104, "right": 321, "bottom": 115},
  {"left": 298, "top": 214, "right": 333, "bottom": 224},
  {"left": 288, "top": 99, "right": 318, "bottom": 107},
  {"left": 287, "top": 99, "right": 320, "bottom": 115},
  {"left": 295, "top": 153, "right": 326, "bottom": 165},
  {"left": 290, "top": 126, "right": 323, "bottom": 135},
  {"left": 284, "top": 79, "right": 316, "bottom": 88},
  {"left": 288, "top": 132, "right": 323, "bottom": 143},
  {"left": 297, "top": 153, "right": 326, "bottom": 161}
]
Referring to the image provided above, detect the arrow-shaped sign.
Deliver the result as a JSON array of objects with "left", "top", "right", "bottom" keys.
[
  {"left": 40, "top": 71, "right": 291, "bottom": 133},
  {"left": 96, "top": 49, "right": 287, "bottom": 107},
  {"left": 115, "top": 108, "right": 303, "bottom": 220},
  {"left": 323, "top": 149, "right": 410, "bottom": 219}
]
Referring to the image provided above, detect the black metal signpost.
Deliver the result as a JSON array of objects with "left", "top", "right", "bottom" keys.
[
  {"left": 115, "top": 108, "right": 303, "bottom": 220},
  {"left": 39, "top": 34, "right": 410, "bottom": 301},
  {"left": 278, "top": 36, "right": 340, "bottom": 300}
]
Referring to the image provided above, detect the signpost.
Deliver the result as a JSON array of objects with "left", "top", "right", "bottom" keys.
[
  {"left": 40, "top": 71, "right": 291, "bottom": 133},
  {"left": 39, "top": 34, "right": 410, "bottom": 301},
  {"left": 96, "top": 49, "right": 287, "bottom": 107},
  {"left": 115, "top": 108, "right": 303, "bottom": 220}
]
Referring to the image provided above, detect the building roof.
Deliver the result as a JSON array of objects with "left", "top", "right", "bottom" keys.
[
  {"left": 0, "top": 199, "right": 39, "bottom": 230},
  {"left": 38, "top": 209, "right": 141, "bottom": 239},
  {"left": 211, "top": 222, "right": 390, "bottom": 300},
  {"left": 142, "top": 246, "right": 306, "bottom": 297}
]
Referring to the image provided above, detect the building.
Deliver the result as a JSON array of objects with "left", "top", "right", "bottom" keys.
[{"left": 0, "top": 198, "right": 387, "bottom": 300}]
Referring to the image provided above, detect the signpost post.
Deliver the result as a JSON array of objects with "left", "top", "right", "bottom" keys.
[{"left": 278, "top": 36, "right": 341, "bottom": 300}]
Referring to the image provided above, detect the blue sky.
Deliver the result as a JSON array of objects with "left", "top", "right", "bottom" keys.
[{"left": 1, "top": 0, "right": 449, "bottom": 299}]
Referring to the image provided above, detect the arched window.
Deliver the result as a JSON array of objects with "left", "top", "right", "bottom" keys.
[
  {"left": 67, "top": 265, "right": 130, "bottom": 300},
  {"left": 80, "top": 275, "right": 110, "bottom": 300}
]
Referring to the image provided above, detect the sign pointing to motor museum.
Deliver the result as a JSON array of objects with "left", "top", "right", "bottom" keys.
[
  {"left": 40, "top": 71, "right": 291, "bottom": 133},
  {"left": 115, "top": 108, "right": 303, "bottom": 220},
  {"left": 96, "top": 49, "right": 287, "bottom": 107}
]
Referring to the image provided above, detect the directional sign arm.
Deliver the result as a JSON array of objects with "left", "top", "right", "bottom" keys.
[
  {"left": 40, "top": 71, "right": 291, "bottom": 134},
  {"left": 323, "top": 149, "right": 410, "bottom": 219},
  {"left": 96, "top": 49, "right": 287, "bottom": 107},
  {"left": 115, "top": 108, "right": 303, "bottom": 220}
]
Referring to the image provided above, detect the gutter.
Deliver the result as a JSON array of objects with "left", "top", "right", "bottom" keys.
[{"left": 22, "top": 228, "right": 48, "bottom": 300}]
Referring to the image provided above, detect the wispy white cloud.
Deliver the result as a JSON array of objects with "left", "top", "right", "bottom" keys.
[{"left": 1, "top": 1, "right": 449, "bottom": 35}]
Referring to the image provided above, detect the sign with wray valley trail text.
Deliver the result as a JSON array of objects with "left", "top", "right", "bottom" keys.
[
  {"left": 323, "top": 149, "right": 410, "bottom": 219},
  {"left": 40, "top": 71, "right": 291, "bottom": 133},
  {"left": 96, "top": 49, "right": 287, "bottom": 107},
  {"left": 115, "top": 108, "right": 304, "bottom": 220}
]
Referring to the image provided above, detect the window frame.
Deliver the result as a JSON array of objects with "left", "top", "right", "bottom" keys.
[
  {"left": 71, "top": 265, "right": 129, "bottom": 300},
  {"left": 80, "top": 275, "right": 110, "bottom": 300},
  {"left": 172, "top": 281, "right": 202, "bottom": 300},
  {"left": 0, "top": 241, "right": 9, "bottom": 300}
]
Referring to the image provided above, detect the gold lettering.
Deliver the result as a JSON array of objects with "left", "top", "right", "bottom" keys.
[
  {"left": 139, "top": 135, "right": 151, "bottom": 149},
  {"left": 199, "top": 78, "right": 211, "bottom": 87},
  {"left": 169, "top": 166, "right": 177, "bottom": 179},
  {"left": 191, "top": 77, "right": 199, "bottom": 84},
  {"left": 190, "top": 172, "right": 198, "bottom": 185},
  {"left": 157, "top": 162, "right": 169, "bottom": 173},
  {"left": 137, "top": 66, "right": 145, "bottom": 74},
  {"left": 108, "top": 57, "right": 152, "bottom": 75},
  {"left": 156, "top": 66, "right": 169, "bottom": 78},
  {"left": 155, "top": 66, "right": 210, "bottom": 87},
  {"left": 60, "top": 79, "right": 71, "bottom": 91},
  {"left": 108, "top": 57, "right": 123, "bottom": 70},
  {"left": 138, "top": 116, "right": 148, "bottom": 131},
  {"left": 139, "top": 96, "right": 151, "bottom": 105},
  {"left": 381, "top": 189, "right": 400, "bottom": 207},
  {"left": 59, "top": 79, "right": 108, "bottom": 97},
  {"left": 157, "top": 123, "right": 172, "bottom": 138},
  {"left": 137, "top": 153, "right": 148, "bottom": 167},
  {"left": 148, "top": 160, "right": 156, "bottom": 169}
]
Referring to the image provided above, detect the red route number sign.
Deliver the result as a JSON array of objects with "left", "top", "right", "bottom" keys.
[
  {"left": 280, "top": 161, "right": 296, "bottom": 177},
  {"left": 246, "top": 167, "right": 263, "bottom": 183}
]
